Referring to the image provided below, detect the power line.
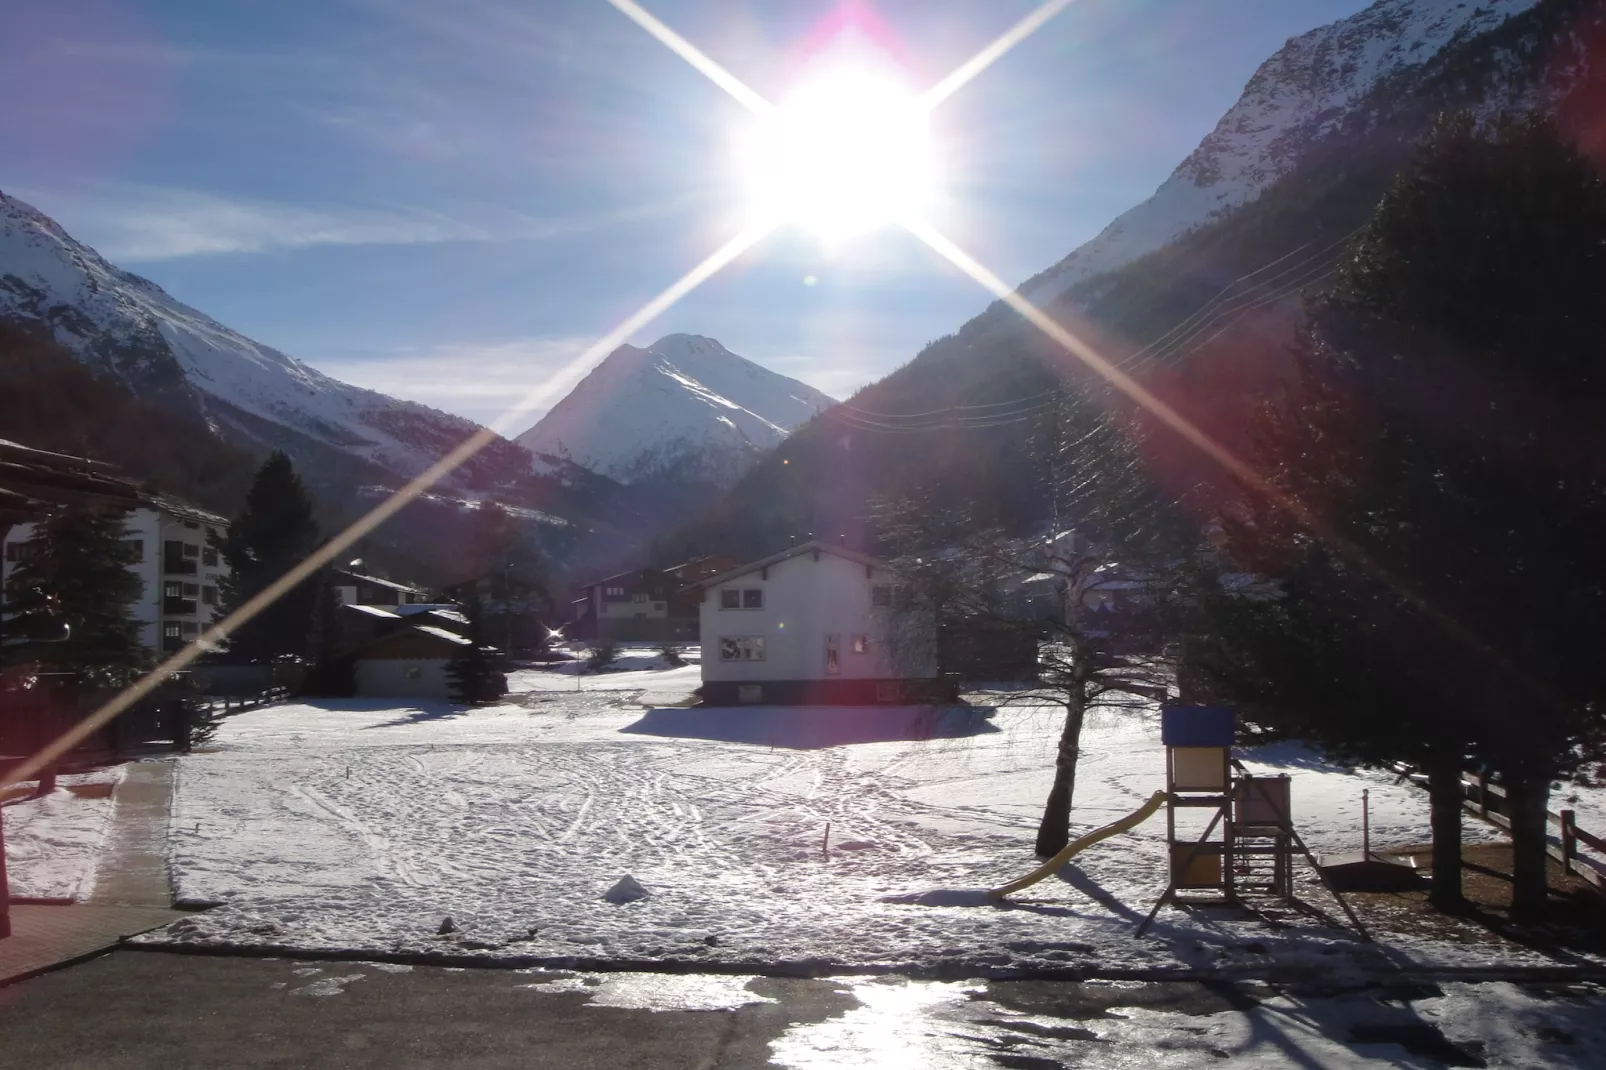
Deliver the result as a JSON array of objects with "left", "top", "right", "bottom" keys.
[{"left": 823, "top": 225, "right": 1365, "bottom": 433}]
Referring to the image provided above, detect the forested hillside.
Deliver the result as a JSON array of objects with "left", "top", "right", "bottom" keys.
[{"left": 654, "top": 0, "right": 1606, "bottom": 564}]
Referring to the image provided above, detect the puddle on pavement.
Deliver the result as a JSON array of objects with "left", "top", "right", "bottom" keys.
[{"left": 515, "top": 970, "right": 778, "bottom": 1012}]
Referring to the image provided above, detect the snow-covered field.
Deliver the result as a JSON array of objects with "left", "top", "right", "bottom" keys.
[
  {"left": 1, "top": 765, "right": 126, "bottom": 899},
  {"left": 139, "top": 667, "right": 1585, "bottom": 976}
]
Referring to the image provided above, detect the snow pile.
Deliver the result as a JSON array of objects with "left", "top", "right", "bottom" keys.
[
  {"left": 1, "top": 765, "right": 127, "bottom": 900},
  {"left": 515, "top": 334, "right": 835, "bottom": 485},
  {"left": 130, "top": 680, "right": 1586, "bottom": 977},
  {"left": 1021, "top": 0, "right": 1542, "bottom": 303}
]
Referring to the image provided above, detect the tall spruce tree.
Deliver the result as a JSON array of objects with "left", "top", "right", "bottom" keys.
[
  {"left": 217, "top": 452, "right": 322, "bottom": 662},
  {"left": 1195, "top": 113, "right": 1606, "bottom": 914},
  {"left": 445, "top": 590, "right": 505, "bottom": 705},
  {"left": 2, "top": 508, "right": 146, "bottom": 682}
]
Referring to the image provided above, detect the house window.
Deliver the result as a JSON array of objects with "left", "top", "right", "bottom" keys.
[
  {"left": 871, "top": 585, "right": 893, "bottom": 607},
  {"left": 633, "top": 592, "right": 648, "bottom": 603},
  {"left": 164, "top": 581, "right": 183, "bottom": 599},
  {"left": 720, "top": 589, "right": 741, "bottom": 610},
  {"left": 652, "top": 602, "right": 666, "bottom": 612},
  {"left": 737, "top": 684, "right": 763, "bottom": 704},
  {"left": 719, "top": 637, "right": 765, "bottom": 661},
  {"left": 163, "top": 622, "right": 182, "bottom": 639},
  {"left": 742, "top": 588, "right": 763, "bottom": 609},
  {"left": 852, "top": 635, "right": 869, "bottom": 654},
  {"left": 182, "top": 543, "right": 200, "bottom": 559},
  {"left": 208, "top": 527, "right": 220, "bottom": 540},
  {"left": 605, "top": 586, "right": 625, "bottom": 597},
  {"left": 125, "top": 539, "right": 144, "bottom": 559},
  {"left": 201, "top": 586, "right": 218, "bottom": 605},
  {"left": 6, "top": 542, "right": 38, "bottom": 563},
  {"left": 183, "top": 583, "right": 200, "bottom": 597},
  {"left": 825, "top": 634, "right": 840, "bottom": 676},
  {"left": 202, "top": 547, "right": 218, "bottom": 566},
  {"left": 876, "top": 682, "right": 903, "bottom": 703},
  {"left": 181, "top": 621, "right": 199, "bottom": 636},
  {"left": 182, "top": 520, "right": 199, "bottom": 530}
]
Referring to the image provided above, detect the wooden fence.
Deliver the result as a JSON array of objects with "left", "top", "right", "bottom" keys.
[
  {"left": 1391, "top": 763, "right": 1606, "bottom": 895},
  {"left": 200, "top": 685, "right": 289, "bottom": 715},
  {"left": 1460, "top": 771, "right": 1606, "bottom": 896}
]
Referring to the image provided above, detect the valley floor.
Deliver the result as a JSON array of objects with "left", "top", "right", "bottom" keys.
[{"left": 109, "top": 665, "right": 1596, "bottom": 981}]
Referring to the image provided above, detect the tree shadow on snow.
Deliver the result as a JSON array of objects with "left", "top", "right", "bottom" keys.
[{"left": 620, "top": 705, "right": 1001, "bottom": 750}]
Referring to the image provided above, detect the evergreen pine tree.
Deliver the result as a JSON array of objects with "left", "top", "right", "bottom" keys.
[
  {"left": 301, "top": 573, "right": 356, "bottom": 697},
  {"left": 446, "top": 591, "right": 505, "bottom": 705},
  {"left": 217, "top": 452, "right": 321, "bottom": 662},
  {"left": 1195, "top": 113, "right": 1606, "bottom": 914},
  {"left": 2, "top": 508, "right": 145, "bottom": 682}
]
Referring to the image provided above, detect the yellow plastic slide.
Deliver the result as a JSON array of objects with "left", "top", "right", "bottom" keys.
[{"left": 986, "top": 790, "right": 1168, "bottom": 901}]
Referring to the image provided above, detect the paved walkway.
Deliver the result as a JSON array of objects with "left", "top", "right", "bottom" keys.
[
  {"left": 88, "top": 761, "right": 177, "bottom": 907},
  {"left": 2, "top": 760, "right": 187, "bottom": 985}
]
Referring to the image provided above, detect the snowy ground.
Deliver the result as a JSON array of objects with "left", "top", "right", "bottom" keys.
[
  {"left": 139, "top": 666, "right": 1593, "bottom": 977},
  {"left": 1, "top": 765, "right": 126, "bottom": 899}
]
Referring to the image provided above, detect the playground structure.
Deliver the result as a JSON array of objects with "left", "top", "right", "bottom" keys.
[{"left": 988, "top": 705, "right": 1368, "bottom": 940}]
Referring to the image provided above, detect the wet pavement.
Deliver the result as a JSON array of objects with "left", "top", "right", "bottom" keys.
[{"left": 2, "top": 951, "right": 1605, "bottom": 1068}]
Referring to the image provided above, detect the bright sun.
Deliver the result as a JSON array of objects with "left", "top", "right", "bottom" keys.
[{"left": 739, "top": 64, "right": 935, "bottom": 242}]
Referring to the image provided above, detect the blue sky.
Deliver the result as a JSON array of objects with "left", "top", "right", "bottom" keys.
[{"left": 4, "top": 0, "right": 1371, "bottom": 428}]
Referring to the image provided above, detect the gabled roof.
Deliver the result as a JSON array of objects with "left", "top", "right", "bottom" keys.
[
  {"left": 688, "top": 541, "right": 887, "bottom": 590},
  {"left": 332, "top": 569, "right": 423, "bottom": 594},
  {"left": 581, "top": 566, "right": 660, "bottom": 588},
  {"left": 145, "top": 496, "right": 229, "bottom": 527},
  {"left": 342, "top": 603, "right": 402, "bottom": 620}
]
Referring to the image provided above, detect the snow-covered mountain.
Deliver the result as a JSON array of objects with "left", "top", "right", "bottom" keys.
[
  {"left": 1021, "top": 0, "right": 1542, "bottom": 303},
  {"left": 516, "top": 334, "right": 835, "bottom": 486},
  {"left": 0, "top": 189, "right": 530, "bottom": 486}
]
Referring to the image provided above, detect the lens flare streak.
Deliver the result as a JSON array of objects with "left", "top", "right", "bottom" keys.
[{"left": 0, "top": 221, "right": 774, "bottom": 794}]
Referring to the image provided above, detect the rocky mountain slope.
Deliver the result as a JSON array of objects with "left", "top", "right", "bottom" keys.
[
  {"left": 1021, "top": 0, "right": 1543, "bottom": 304},
  {"left": 516, "top": 334, "right": 835, "bottom": 486},
  {"left": 660, "top": 0, "right": 1605, "bottom": 562},
  {"left": 0, "top": 189, "right": 531, "bottom": 490}
]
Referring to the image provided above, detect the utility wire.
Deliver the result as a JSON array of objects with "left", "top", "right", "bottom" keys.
[{"left": 830, "top": 224, "right": 1366, "bottom": 429}]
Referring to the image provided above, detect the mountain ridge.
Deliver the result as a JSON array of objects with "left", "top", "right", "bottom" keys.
[
  {"left": 0, "top": 189, "right": 532, "bottom": 491},
  {"left": 516, "top": 333, "right": 835, "bottom": 486},
  {"left": 1020, "top": 0, "right": 1543, "bottom": 304}
]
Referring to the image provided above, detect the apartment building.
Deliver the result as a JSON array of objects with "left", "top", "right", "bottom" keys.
[{"left": 2, "top": 497, "right": 231, "bottom": 654}]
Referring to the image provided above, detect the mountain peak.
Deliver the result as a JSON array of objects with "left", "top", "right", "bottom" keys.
[
  {"left": 516, "top": 336, "right": 835, "bottom": 486},
  {"left": 0, "top": 189, "right": 531, "bottom": 487},
  {"left": 1020, "top": 0, "right": 1541, "bottom": 304}
]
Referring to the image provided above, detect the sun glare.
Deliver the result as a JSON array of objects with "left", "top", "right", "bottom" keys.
[{"left": 739, "top": 63, "right": 935, "bottom": 243}]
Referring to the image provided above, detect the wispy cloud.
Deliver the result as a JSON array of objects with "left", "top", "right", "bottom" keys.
[
  {"left": 315, "top": 336, "right": 598, "bottom": 434},
  {"left": 48, "top": 186, "right": 683, "bottom": 262}
]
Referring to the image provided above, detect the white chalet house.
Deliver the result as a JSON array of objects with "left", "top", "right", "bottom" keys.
[
  {"left": 2, "top": 497, "right": 230, "bottom": 655},
  {"left": 693, "top": 542, "right": 938, "bottom": 706}
]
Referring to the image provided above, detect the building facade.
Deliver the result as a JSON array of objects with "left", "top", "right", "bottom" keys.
[
  {"left": 695, "top": 542, "right": 938, "bottom": 706},
  {"left": 2, "top": 498, "right": 230, "bottom": 655}
]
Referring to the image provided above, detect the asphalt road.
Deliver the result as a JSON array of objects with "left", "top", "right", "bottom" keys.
[
  {"left": 0, "top": 952, "right": 854, "bottom": 1070},
  {"left": 3, "top": 950, "right": 1599, "bottom": 1068}
]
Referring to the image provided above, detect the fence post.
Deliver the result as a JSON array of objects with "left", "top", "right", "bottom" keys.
[
  {"left": 1476, "top": 774, "right": 1489, "bottom": 820},
  {"left": 1561, "top": 809, "right": 1577, "bottom": 868}
]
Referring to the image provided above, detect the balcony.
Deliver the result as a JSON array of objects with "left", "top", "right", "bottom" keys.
[
  {"left": 163, "top": 597, "right": 199, "bottom": 616},
  {"left": 163, "top": 558, "right": 198, "bottom": 576}
]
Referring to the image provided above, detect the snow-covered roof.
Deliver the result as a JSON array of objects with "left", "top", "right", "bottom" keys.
[
  {"left": 334, "top": 570, "right": 422, "bottom": 594},
  {"left": 411, "top": 625, "right": 471, "bottom": 646},
  {"left": 145, "top": 496, "right": 229, "bottom": 527},
  {"left": 394, "top": 603, "right": 461, "bottom": 617},
  {"left": 689, "top": 541, "right": 888, "bottom": 590},
  {"left": 343, "top": 604, "right": 401, "bottom": 620}
]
